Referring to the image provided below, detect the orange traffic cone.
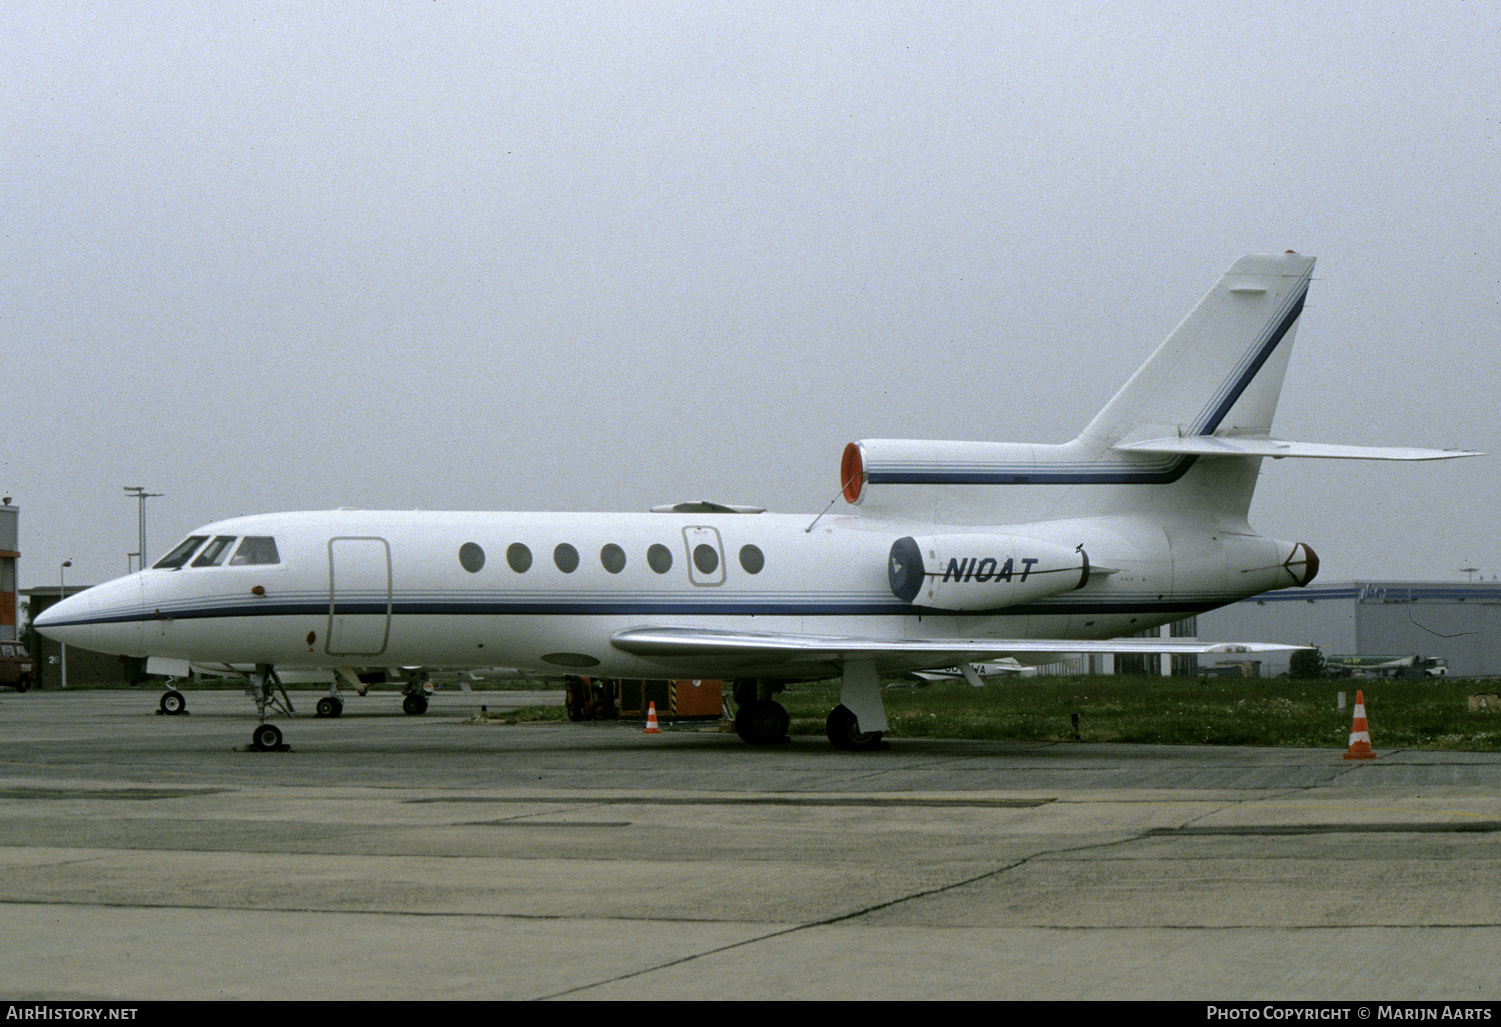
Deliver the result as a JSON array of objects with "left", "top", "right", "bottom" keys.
[
  {"left": 644, "top": 702, "right": 661, "bottom": 734},
  {"left": 1342, "top": 689, "right": 1377, "bottom": 760}
]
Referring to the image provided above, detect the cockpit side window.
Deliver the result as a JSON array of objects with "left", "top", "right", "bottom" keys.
[
  {"left": 229, "top": 536, "right": 280, "bottom": 566},
  {"left": 154, "top": 536, "right": 209, "bottom": 570},
  {"left": 190, "top": 536, "right": 238, "bottom": 568}
]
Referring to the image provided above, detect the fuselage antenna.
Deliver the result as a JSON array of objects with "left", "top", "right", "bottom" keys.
[{"left": 805, "top": 473, "right": 860, "bottom": 533}]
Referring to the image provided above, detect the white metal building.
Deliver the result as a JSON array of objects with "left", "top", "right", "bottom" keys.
[{"left": 1195, "top": 581, "right": 1501, "bottom": 678}]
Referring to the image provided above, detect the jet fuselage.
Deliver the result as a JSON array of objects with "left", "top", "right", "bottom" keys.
[{"left": 38, "top": 506, "right": 1307, "bottom": 680}]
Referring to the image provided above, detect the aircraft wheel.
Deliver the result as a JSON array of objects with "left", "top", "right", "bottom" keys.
[
  {"left": 826, "top": 704, "right": 884, "bottom": 751},
  {"left": 735, "top": 699, "right": 790, "bottom": 744},
  {"left": 402, "top": 693, "right": 429, "bottom": 716},
  {"left": 159, "top": 689, "right": 187, "bottom": 716},
  {"left": 251, "top": 723, "right": 283, "bottom": 752},
  {"left": 315, "top": 696, "right": 344, "bottom": 718}
]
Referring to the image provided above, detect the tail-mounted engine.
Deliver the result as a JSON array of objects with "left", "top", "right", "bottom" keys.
[
  {"left": 888, "top": 534, "right": 1090, "bottom": 611},
  {"left": 841, "top": 439, "right": 1070, "bottom": 505}
]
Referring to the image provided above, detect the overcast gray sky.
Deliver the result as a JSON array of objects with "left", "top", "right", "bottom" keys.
[{"left": 3, "top": 1, "right": 1496, "bottom": 593}]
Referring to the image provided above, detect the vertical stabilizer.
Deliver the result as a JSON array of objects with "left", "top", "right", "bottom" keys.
[
  {"left": 843, "top": 253, "right": 1316, "bottom": 522},
  {"left": 1080, "top": 252, "right": 1314, "bottom": 450}
]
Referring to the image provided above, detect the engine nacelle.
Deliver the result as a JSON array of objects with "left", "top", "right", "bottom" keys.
[
  {"left": 888, "top": 534, "right": 1089, "bottom": 611},
  {"left": 841, "top": 439, "right": 1072, "bottom": 504}
]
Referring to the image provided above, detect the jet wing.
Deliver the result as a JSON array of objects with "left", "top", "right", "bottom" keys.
[
  {"left": 610, "top": 626, "right": 1298, "bottom": 676},
  {"left": 1114, "top": 437, "right": 1481, "bottom": 461}
]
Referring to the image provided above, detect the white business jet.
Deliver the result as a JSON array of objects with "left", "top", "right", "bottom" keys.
[{"left": 36, "top": 253, "right": 1477, "bottom": 751}]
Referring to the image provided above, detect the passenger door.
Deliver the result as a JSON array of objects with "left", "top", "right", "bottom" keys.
[{"left": 326, "top": 537, "right": 391, "bottom": 656}]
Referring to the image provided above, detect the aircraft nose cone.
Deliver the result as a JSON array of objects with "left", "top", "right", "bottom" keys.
[
  {"left": 33, "top": 577, "right": 147, "bottom": 655},
  {"left": 33, "top": 595, "right": 79, "bottom": 635},
  {"left": 34, "top": 590, "right": 91, "bottom": 644}
]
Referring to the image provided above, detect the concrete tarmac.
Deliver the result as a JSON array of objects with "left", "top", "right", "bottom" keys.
[{"left": 2, "top": 688, "right": 1499, "bottom": 1001}]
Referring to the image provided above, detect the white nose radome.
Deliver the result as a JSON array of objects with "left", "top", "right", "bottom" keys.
[{"left": 33, "top": 575, "right": 148, "bottom": 657}]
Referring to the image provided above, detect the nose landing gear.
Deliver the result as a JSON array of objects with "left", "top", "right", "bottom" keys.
[
  {"left": 247, "top": 664, "right": 292, "bottom": 752},
  {"left": 251, "top": 722, "right": 284, "bottom": 751}
]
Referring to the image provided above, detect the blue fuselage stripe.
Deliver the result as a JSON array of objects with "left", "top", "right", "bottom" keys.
[{"left": 49, "top": 595, "right": 1235, "bottom": 626}]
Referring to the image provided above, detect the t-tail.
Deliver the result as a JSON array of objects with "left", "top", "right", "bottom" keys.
[{"left": 839, "top": 252, "right": 1477, "bottom": 525}]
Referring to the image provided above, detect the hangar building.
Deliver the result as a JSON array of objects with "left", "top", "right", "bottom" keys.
[{"left": 1195, "top": 580, "right": 1501, "bottom": 678}]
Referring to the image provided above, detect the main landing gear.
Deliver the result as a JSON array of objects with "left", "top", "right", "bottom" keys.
[
  {"left": 158, "top": 688, "right": 188, "bottom": 716},
  {"left": 825, "top": 704, "right": 884, "bottom": 751},
  {"left": 731, "top": 680, "right": 790, "bottom": 744},
  {"left": 729, "top": 669, "right": 889, "bottom": 750}
]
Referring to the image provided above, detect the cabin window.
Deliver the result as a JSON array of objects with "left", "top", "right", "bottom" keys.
[
  {"left": 647, "top": 543, "right": 673, "bottom": 574},
  {"left": 154, "top": 536, "right": 209, "bottom": 570},
  {"left": 191, "top": 536, "right": 238, "bottom": 568},
  {"left": 459, "top": 543, "right": 485, "bottom": 573},
  {"left": 692, "top": 543, "right": 719, "bottom": 575},
  {"left": 739, "top": 544, "right": 765, "bottom": 574},
  {"left": 554, "top": 543, "right": 579, "bottom": 573},
  {"left": 230, "top": 536, "right": 280, "bottom": 566},
  {"left": 600, "top": 543, "right": 626, "bottom": 574},
  {"left": 507, "top": 543, "right": 532, "bottom": 573}
]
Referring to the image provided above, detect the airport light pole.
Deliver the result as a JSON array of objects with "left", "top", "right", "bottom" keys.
[
  {"left": 59, "top": 560, "right": 71, "bottom": 690},
  {"left": 124, "top": 487, "right": 162, "bottom": 571}
]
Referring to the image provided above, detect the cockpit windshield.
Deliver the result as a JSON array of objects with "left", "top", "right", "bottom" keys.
[
  {"left": 230, "top": 536, "right": 280, "bottom": 565},
  {"left": 190, "top": 536, "right": 237, "bottom": 568},
  {"left": 153, "top": 536, "right": 208, "bottom": 570},
  {"left": 153, "top": 534, "right": 280, "bottom": 569}
]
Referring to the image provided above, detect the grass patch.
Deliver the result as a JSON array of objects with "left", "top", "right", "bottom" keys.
[
  {"left": 777, "top": 675, "right": 1501, "bottom": 751},
  {"left": 474, "top": 704, "right": 572, "bottom": 725}
]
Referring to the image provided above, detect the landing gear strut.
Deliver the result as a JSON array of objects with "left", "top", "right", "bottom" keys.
[
  {"left": 247, "top": 663, "right": 291, "bottom": 752},
  {"left": 826, "top": 659, "right": 887, "bottom": 751}
]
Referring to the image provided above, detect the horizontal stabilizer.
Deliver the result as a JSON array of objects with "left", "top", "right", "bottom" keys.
[{"left": 1114, "top": 437, "right": 1482, "bottom": 461}]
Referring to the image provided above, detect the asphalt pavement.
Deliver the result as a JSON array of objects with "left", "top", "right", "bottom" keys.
[{"left": 2, "top": 688, "right": 1498, "bottom": 1001}]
